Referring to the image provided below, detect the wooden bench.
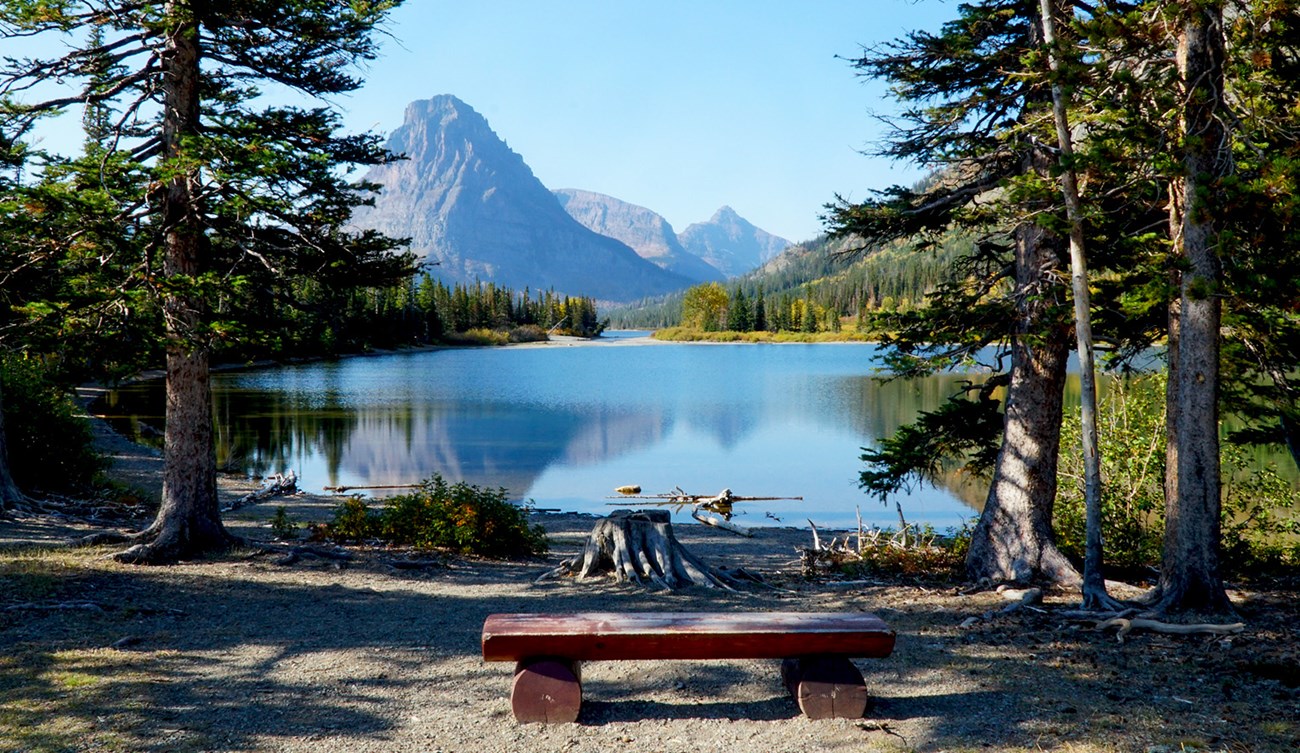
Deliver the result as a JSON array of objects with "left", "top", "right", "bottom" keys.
[{"left": 481, "top": 611, "right": 895, "bottom": 723}]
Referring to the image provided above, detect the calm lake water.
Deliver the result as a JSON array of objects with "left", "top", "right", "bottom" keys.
[{"left": 104, "top": 334, "right": 1006, "bottom": 530}]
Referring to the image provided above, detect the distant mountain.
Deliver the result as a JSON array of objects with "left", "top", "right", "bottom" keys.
[
  {"left": 350, "top": 95, "right": 691, "bottom": 302},
  {"left": 677, "top": 206, "right": 791, "bottom": 278},
  {"left": 553, "top": 189, "right": 724, "bottom": 283}
]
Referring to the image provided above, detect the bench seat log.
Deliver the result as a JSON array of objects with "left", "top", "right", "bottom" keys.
[
  {"left": 482, "top": 612, "right": 895, "bottom": 723},
  {"left": 482, "top": 611, "right": 895, "bottom": 663}
]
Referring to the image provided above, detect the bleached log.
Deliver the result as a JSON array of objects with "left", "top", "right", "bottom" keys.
[
  {"left": 225, "top": 469, "right": 298, "bottom": 511},
  {"left": 691, "top": 508, "right": 753, "bottom": 537}
]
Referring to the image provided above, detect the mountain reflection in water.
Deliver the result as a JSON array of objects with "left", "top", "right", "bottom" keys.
[{"left": 104, "top": 339, "right": 994, "bottom": 530}]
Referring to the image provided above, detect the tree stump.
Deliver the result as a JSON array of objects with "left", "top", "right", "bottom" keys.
[{"left": 545, "top": 510, "right": 734, "bottom": 590}]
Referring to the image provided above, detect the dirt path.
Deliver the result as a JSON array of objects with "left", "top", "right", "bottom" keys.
[{"left": 1, "top": 419, "right": 1297, "bottom": 753}]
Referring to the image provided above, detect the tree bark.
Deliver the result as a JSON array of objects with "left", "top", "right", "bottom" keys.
[
  {"left": 115, "top": 1, "right": 234, "bottom": 564},
  {"left": 1037, "top": 0, "right": 1120, "bottom": 610},
  {"left": 966, "top": 211, "right": 1079, "bottom": 587},
  {"left": 965, "top": 10, "right": 1080, "bottom": 587},
  {"left": 0, "top": 376, "right": 27, "bottom": 511},
  {"left": 1156, "top": 1, "right": 1233, "bottom": 615}
]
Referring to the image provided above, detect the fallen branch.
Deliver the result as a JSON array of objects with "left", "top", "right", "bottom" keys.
[
  {"left": 323, "top": 482, "right": 423, "bottom": 494},
  {"left": 691, "top": 508, "right": 753, "bottom": 537},
  {"left": 1097, "top": 617, "right": 1246, "bottom": 643},
  {"left": 225, "top": 470, "right": 298, "bottom": 511}
]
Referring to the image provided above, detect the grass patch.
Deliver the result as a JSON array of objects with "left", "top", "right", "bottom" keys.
[{"left": 651, "top": 327, "right": 874, "bottom": 343}]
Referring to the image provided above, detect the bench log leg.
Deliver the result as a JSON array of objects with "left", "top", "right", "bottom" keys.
[
  {"left": 511, "top": 659, "right": 582, "bottom": 723},
  {"left": 780, "top": 656, "right": 868, "bottom": 720}
]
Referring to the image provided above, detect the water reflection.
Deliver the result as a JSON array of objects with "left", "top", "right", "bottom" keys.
[{"left": 105, "top": 342, "right": 1003, "bottom": 529}]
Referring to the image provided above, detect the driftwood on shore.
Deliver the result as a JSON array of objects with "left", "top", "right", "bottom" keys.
[
  {"left": 606, "top": 487, "right": 799, "bottom": 538},
  {"left": 538, "top": 509, "right": 736, "bottom": 590},
  {"left": 223, "top": 470, "right": 297, "bottom": 512}
]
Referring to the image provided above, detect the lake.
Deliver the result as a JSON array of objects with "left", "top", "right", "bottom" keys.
[{"left": 103, "top": 334, "right": 1003, "bottom": 530}]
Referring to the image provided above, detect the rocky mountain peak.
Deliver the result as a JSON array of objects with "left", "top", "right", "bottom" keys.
[
  {"left": 350, "top": 96, "right": 690, "bottom": 302},
  {"left": 678, "top": 207, "right": 791, "bottom": 278},
  {"left": 553, "top": 189, "right": 723, "bottom": 283}
]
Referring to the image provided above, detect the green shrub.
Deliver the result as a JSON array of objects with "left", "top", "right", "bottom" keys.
[
  {"left": 1054, "top": 375, "right": 1167, "bottom": 573},
  {"left": 1, "top": 355, "right": 105, "bottom": 494},
  {"left": 1055, "top": 373, "right": 1300, "bottom": 579},
  {"left": 318, "top": 495, "right": 375, "bottom": 543},
  {"left": 270, "top": 506, "right": 299, "bottom": 540},
  {"left": 314, "top": 475, "right": 548, "bottom": 558},
  {"left": 1220, "top": 443, "right": 1300, "bottom": 577}
]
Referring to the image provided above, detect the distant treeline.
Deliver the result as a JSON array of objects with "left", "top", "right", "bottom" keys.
[
  {"left": 228, "top": 274, "right": 606, "bottom": 361},
  {"left": 604, "top": 232, "right": 973, "bottom": 331}
]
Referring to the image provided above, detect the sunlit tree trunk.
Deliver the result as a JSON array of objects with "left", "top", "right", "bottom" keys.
[
  {"left": 1156, "top": 0, "right": 1233, "bottom": 615},
  {"left": 115, "top": 0, "right": 233, "bottom": 563},
  {"left": 967, "top": 207, "right": 1079, "bottom": 586},
  {"left": 1037, "top": 0, "right": 1119, "bottom": 609}
]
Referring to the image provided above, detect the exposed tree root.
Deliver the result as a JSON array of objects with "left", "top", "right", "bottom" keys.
[
  {"left": 1097, "top": 617, "right": 1246, "bottom": 643},
  {"left": 1080, "top": 581, "right": 1129, "bottom": 612},
  {"left": 959, "top": 585, "right": 1044, "bottom": 628},
  {"left": 105, "top": 523, "right": 240, "bottom": 565}
]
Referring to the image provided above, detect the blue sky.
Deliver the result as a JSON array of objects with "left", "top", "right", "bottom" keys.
[
  {"left": 19, "top": 1, "right": 954, "bottom": 243},
  {"left": 336, "top": 1, "right": 953, "bottom": 242}
]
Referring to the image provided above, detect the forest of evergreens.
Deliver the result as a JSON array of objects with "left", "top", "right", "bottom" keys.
[{"left": 605, "top": 230, "right": 975, "bottom": 334}]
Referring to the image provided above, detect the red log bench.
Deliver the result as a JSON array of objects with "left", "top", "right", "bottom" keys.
[{"left": 481, "top": 611, "right": 896, "bottom": 723}]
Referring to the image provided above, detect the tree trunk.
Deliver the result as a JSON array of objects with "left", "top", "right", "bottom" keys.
[
  {"left": 966, "top": 218, "right": 1079, "bottom": 587},
  {"left": 115, "top": 1, "right": 234, "bottom": 564},
  {"left": 1037, "top": 0, "right": 1120, "bottom": 610},
  {"left": 0, "top": 376, "right": 27, "bottom": 511},
  {"left": 1164, "top": 187, "right": 1182, "bottom": 515},
  {"left": 965, "top": 13, "right": 1080, "bottom": 587},
  {"left": 1156, "top": 1, "right": 1233, "bottom": 615}
]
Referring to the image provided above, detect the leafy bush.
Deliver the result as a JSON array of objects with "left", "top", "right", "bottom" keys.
[
  {"left": 1, "top": 355, "right": 105, "bottom": 494},
  {"left": 313, "top": 475, "right": 548, "bottom": 558},
  {"left": 1055, "top": 373, "right": 1300, "bottom": 578},
  {"left": 1054, "top": 375, "right": 1167, "bottom": 573},
  {"left": 270, "top": 506, "right": 299, "bottom": 540},
  {"left": 1220, "top": 443, "right": 1300, "bottom": 577}
]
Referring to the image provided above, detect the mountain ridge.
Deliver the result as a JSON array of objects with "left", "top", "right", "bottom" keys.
[
  {"left": 552, "top": 188, "right": 725, "bottom": 283},
  {"left": 678, "top": 206, "right": 792, "bottom": 278},
  {"left": 351, "top": 95, "right": 691, "bottom": 303}
]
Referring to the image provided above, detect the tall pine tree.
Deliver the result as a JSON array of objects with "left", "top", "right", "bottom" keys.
[
  {"left": 1, "top": 1, "right": 413, "bottom": 562},
  {"left": 830, "top": 0, "right": 1080, "bottom": 585}
]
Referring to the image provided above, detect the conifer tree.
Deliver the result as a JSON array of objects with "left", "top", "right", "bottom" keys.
[
  {"left": 1, "top": 0, "right": 413, "bottom": 563},
  {"left": 727, "top": 287, "right": 753, "bottom": 332},
  {"left": 830, "top": 0, "right": 1080, "bottom": 585},
  {"left": 753, "top": 289, "right": 768, "bottom": 332}
]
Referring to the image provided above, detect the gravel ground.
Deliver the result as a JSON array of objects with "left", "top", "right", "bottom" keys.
[{"left": 1, "top": 408, "right": 1298, "bottom": 753}]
